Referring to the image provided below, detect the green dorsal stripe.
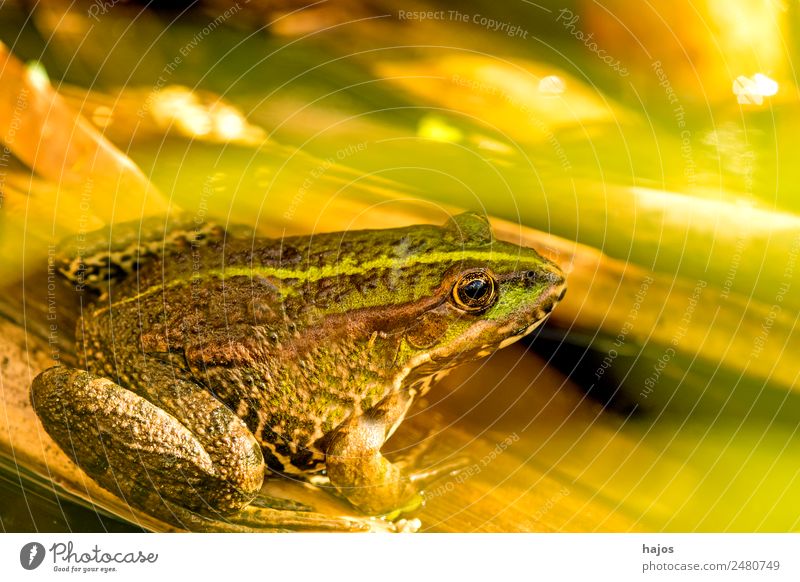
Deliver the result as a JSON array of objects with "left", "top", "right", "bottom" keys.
[
  {"left": 102, "top": 249, "right": 533, "bottom": 311},
  {"left": 227, "top": 249, "right": 529, "bottom": 281}
]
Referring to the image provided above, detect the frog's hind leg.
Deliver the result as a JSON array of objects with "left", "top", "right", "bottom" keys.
[
  {"left": 31, "top": 366, "right": 390, "bottom": 532},
  {"left": 31, "top": 366, "right": 265, "bottom": 520}
]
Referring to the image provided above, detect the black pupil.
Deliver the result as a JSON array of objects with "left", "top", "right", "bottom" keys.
[{"left": 462, "top": 278, "right": 488, "bottom": 301}]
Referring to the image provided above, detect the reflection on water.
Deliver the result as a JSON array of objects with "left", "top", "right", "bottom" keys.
[{"left": 0, "top": 469, "right": 141, "bottom": 533}]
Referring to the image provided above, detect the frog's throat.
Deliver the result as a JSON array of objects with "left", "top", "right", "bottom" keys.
[
  {"left": 496, "top": 316, "right": 548, "bottom": 349},
  {"left": 388, "top": 314, "right": 547, "bottom": 421}
]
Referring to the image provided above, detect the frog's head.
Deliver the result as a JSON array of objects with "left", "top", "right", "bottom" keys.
[{"left": 377, "top": 212, "right": 567, "bottom": 390}]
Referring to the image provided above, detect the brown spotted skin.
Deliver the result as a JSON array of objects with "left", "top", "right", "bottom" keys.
[{"left": 31, "top": 213, "right": 566, "bottom": 525}]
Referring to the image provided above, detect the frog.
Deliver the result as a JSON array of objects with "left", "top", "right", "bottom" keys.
[{"left": 30, "top": 212, "right": 566, "bottom": 532}]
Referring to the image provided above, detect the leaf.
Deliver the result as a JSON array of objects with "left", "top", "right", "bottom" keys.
[{"left": 0, "top": 42, "right": 167, "bottom": 223}]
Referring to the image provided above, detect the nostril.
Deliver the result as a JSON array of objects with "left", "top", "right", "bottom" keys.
[
  {"left": 558, "top": 287, "right": 567, "bottom": 301},
  {"left": 524, "top": 270, "right": 537, "bottom": 282}
]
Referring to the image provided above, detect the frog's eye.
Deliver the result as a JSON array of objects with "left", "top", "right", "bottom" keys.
[{"left": 451, "top": 269, "right": 497, "bottom": 312}]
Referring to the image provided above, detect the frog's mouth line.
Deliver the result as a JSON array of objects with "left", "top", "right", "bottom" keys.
[
  {"left": 420, "top": 313, "right": 551, "bottom": 369},
  {"left": 498, "top": 316, "right": 549, "bottom": 349}
]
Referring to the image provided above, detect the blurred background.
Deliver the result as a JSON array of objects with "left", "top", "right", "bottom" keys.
[{"left": 1, "top": 0, "right": 799, "bottom": 532}]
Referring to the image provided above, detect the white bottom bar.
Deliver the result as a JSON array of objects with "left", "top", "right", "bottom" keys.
[{"left": 1, "top": 533, "right": 797, "bottom": 581}]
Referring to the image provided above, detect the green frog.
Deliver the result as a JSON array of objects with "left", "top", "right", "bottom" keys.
[{"left": 30, "top": 212, "right": 565, "bottom": 531}]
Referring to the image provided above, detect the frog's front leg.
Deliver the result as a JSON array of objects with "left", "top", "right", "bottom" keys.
[
  {"left": 326, "top": 390, "right": 423, "bottom": 516},
  {"left": 31, "top": 366, "right": 265, "bottom": 516}
]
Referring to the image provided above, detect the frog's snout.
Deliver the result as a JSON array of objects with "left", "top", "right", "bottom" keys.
[
  {"left": 533, "top": 267, "right": 567, "bottom": 316},
  {"left": 543, "top": 266, "right": 566, "bottom": 288}
]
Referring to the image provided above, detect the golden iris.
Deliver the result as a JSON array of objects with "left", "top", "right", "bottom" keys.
[{"left": 451, "top": 269, "right": 496, "bottom": 312}]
